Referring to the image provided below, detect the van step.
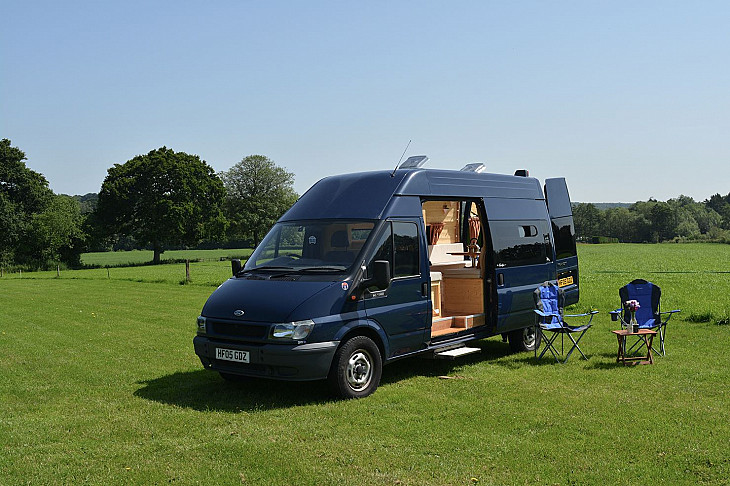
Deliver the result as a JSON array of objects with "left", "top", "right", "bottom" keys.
[{"left": 434, "top": 346, "right": 481, "bottom": 359}]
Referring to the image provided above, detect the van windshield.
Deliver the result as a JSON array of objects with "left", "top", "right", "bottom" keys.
[{"left": 244, "top": 220, "right": 377, "bottom": 273}]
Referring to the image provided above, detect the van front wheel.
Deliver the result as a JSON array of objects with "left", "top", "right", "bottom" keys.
[
  {"left": 508, "top": 326, "right": 540, "bottom": 352},
  {"left": 328, "top": 336, "right": 382, "bottom": 399}
]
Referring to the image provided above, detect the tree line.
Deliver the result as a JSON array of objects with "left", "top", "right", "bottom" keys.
[
  {"left": 1, "top": 139, "right": 297, "bottom": 270},
  {"left": 573, "top": 195, "right": 730, "bottom": 243}
]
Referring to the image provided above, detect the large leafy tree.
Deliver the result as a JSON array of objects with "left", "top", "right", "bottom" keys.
[
  {"left": 1, "top": 138, "right": 84, "bottom": 269},
  {"left": 220, "top": 155, "right": 298, "bottom": 247},
  {"left": 96, "top": 147, "right": 226, "bottom": 264},
  {"left": 1, "top": 138, "right": 51, "bottom": 267}
]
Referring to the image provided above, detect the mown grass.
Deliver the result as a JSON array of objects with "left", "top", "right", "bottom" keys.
[
  {"left": 80, "top": 248, "right": 253, "bottom": 267},
  {"left": 1, "top": 243, "right": 729, "bottom": 485}
]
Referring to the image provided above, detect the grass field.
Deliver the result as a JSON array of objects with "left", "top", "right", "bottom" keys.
[
  {"left": 80, "top": 248, "right": 253, "bottom": 267},
  {"left": 1, "top": 244, "right": 729, "bottom": 485}
]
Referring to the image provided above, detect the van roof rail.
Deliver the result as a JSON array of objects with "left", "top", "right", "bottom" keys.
[
  {"left": 460, "top": 163, "right": 486, "bottom": 173},
  {"left": 514, "top": 169, "right": 529, "bottom": 177},
  {"left": 399, "top": 155, "right": 429, "bottom": 169}
]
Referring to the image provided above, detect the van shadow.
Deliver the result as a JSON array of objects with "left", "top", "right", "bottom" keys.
[
  {"left": 134, "top": 370, "right": 332, "bottom": 412},
  {"left": 134, "top": 340, "right": 519, "bottom": 412}
]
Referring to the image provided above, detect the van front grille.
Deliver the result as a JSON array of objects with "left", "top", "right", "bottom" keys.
[{"left": 209, "top": 321, "right": 269, "bottom": 339}]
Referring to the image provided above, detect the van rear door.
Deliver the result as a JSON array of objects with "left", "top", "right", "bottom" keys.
[{"left": 544, "top": 178, "right": 579, "bottom": 305}]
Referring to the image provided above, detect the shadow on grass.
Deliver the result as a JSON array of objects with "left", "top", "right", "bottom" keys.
[
  {"left": 134, "top": 370, "right": 333, "bottom": 412},
  {"left": 134, "top": 339, "right": 521, "bottom": 411}
]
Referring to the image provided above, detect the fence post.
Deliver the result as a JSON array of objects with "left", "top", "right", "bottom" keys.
[
  {"left": 185, "top": 259, "right": 191, "bottom": 283},
  {"left": 57, "top": 265, "right": 60, "bottom": 277},
  {"left": 107, "top": 266, "right": 110, "bottom": 279}
]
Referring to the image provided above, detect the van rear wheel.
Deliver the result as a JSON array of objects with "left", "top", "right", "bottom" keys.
[
  {"left": 328, "top": 336, "right": 382, "bottom": 399},
  {"left": 508, "top": 326, "right": 540, "bottom": 352}
]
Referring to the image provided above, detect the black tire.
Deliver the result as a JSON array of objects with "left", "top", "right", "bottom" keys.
[
  {"left": 328, "top": 336, "right": 382, "bottom": 399},
  {"left": 508, "top": 326, "right": 540, "bottom": 352}
]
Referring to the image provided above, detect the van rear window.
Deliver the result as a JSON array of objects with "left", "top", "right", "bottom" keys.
[{"left": 552, "top": 216, "right": 577, "bottom": 260}]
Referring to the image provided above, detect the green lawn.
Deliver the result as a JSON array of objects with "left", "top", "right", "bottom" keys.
[
  {"left": 80, "top": 248, "right": 253, "bottom": 267},
  {"left": 1, "top": 244, "right": 729, "bottom": 485}
]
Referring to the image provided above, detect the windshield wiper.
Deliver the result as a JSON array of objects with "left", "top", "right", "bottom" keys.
[
  {"left": 297, "top": 266, "right": 347, "bottom": 272},
  {"left": 237, "top": 265, "right": 295, "bottom": 276}
]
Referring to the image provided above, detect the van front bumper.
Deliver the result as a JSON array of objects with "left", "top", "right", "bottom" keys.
[{"left": 193, "top": 336, "right": 339, "bottom": 381}]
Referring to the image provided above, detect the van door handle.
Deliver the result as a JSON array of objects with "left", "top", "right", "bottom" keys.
[
  {"left": 421, "top": 282, "right": 429, "bottom": 297},
  {"left": 497, "top": 273, "right": 504, "bottom": 286}
]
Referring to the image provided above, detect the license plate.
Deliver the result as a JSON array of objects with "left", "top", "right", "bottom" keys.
[
  {"left": 216, "top": 348, "right": 250, "bottom": 363},
  {"left": 558, "top": 276, "right": 574, "bottom": 287}
]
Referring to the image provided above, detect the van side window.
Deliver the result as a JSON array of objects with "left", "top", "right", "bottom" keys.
[
  {"left": 369, "top": 225, "right": 394, "bottom": 274},
  {"left": 366, "top": 221, "right": 420, "bottom": 280},
  {"left": 393, "top": 221, "right": 419, "bottom": 277},
  {"left": 492, "top": 220, "right": 552, "bottom": 267}
]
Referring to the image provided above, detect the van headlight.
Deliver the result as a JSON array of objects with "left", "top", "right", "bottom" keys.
[
  {"left": 271, "top": 319, "right": 315, "bottom": 340},
  {"left": 197, "top": 316, "right": 207, "bottom": 333}
]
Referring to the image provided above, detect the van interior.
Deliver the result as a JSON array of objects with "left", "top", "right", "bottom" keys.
[{"left": 423, "top": 199, "right": 488, "bottom": 338}]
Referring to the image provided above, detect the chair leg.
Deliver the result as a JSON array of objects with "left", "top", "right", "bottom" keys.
[
  {"left": 538, "top": 331, "right": 561, "bottom": 362},
  {"left": 563, "top": 329, "right": 589, "bottom": 362},
  {"left": 657, "top": 323, "right": 666, "bottom": 356}
]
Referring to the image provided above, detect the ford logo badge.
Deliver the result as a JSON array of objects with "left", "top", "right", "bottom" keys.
[{"left": 233, "top": 310, "right": 245, "bottom": 317}]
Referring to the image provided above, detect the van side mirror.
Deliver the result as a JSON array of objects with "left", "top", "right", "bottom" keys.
[
  {"left": 362, "top": 260, "right": 391, "bottom": 291},
  {"left": 231, "top": 259, "right": 242, "bottom": 276}
]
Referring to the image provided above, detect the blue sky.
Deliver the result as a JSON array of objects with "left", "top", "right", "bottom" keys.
[{"left": 2, "top": 1, "right": 729, "bottom": 202}]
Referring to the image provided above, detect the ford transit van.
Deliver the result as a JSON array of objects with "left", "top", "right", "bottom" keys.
[{"left": 193, "top": 163, "right": 578, "bottom": 398}]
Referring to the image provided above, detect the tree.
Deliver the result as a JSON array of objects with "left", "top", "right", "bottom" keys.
[
  {"left": 1, "top": 139, "right": 86, "bottom": 269},
  {"left": 1, "top": 139, "right": 53, "bottom": 267},
  {"left": 220, "top": 155, "right": 298, "bottom": 247},
  {"left": 572, "top": 203, "right": 603, "bottom": 240},
  {"left": 96, "top": 147, "right": 226, "bottom": 264},
  {"left": 21, "top": 195, "right": 86, "bottom": 268},
  {"left": 705, "top": 193, "right": 730, "bottom": 230}
]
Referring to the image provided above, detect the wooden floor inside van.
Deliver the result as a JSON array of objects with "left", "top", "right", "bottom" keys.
[{"left": 431, "top": 314, "right": 486, "bottom": 338}]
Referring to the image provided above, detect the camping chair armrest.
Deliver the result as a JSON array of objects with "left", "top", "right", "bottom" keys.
[
  {"left": 565, "top": 311, "right": 599, "bottom": 317},
  {"left": 659, "top": 309, "right": 681, "bottom": 323},
  {"left": 534, "top": 310, "right": 560, "bottom": 319}
]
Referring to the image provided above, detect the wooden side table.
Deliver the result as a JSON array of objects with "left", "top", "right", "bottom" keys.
[{"left": 611, "top": 329, "right": 657, "bottom": 365}]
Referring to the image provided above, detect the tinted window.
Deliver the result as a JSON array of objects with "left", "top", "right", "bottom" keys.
[
  {"left": 366, "top": 221, "right": 420, "bottom": 279},
  {"left": 492, "top": 220, "right": 553, "bottom": 267},
  {"left": 551, "top": 216, "right": 577, "bottom": 259},
  {"left": 393, "top": 222, "right": 419, "bottom": 277},
  {"left": 368, "top": 225, "right": 393, "bottom": 275}
]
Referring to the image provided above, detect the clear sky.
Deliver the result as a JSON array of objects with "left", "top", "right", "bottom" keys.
[{"left": 2, "top": 1, "right": 729, "bottom": 203}]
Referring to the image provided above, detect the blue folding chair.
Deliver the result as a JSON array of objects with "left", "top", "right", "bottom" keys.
[
  {"left": 534, "top": 282, "right": 598, "bottom": 363},
  {"left": 609, "top": 279, "right": 681, "bottom": 357}
]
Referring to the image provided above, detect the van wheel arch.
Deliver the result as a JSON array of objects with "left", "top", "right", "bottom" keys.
[{"left": 336, "top": 325, "right": 387, "bottom": 362}]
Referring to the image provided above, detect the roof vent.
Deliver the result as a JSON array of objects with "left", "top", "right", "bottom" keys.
[
  {"left": 461, "top": 163, "right": 486, "bottom": 173},
  {"left": 514, "top": 169, "right": 529, "bottom": 177},
  {"left": 399, "top": 155, "right": 429, "bottom": 169}
]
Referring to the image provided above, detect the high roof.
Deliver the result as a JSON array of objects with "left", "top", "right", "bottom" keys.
[{"left": 279, "top": 168, "right": 544, "bottom": 222}]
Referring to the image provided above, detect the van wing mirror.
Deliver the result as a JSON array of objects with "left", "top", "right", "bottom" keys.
[
  {"left": 371, "top": 260, "right": 391, "bottom": 290},
  {"left": 231, "top": 259, "right": 242, "bottom": 276},
  {"left": 361, "top": 260, "right": 391, "bottom": 292}
]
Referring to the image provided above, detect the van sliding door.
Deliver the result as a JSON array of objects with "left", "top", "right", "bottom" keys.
[{"left": 544, "top": 178, "right": 579, "bottom": 305}]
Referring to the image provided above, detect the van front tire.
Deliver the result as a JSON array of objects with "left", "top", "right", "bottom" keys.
[
  {"left": 508, "top": 326, "right": 540, "bottom": 352},
  {"left": 328, "top": 336, "right": 382, "bottom": 399}
]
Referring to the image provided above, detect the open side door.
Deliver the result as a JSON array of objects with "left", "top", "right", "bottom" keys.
[{"left": 544, "top": 178, "right": 579, "bottom": 305}]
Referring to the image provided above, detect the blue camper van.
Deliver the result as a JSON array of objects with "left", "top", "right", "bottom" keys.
[{"left": 193, "top": 161, "right": 578, "bottom": 398}]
